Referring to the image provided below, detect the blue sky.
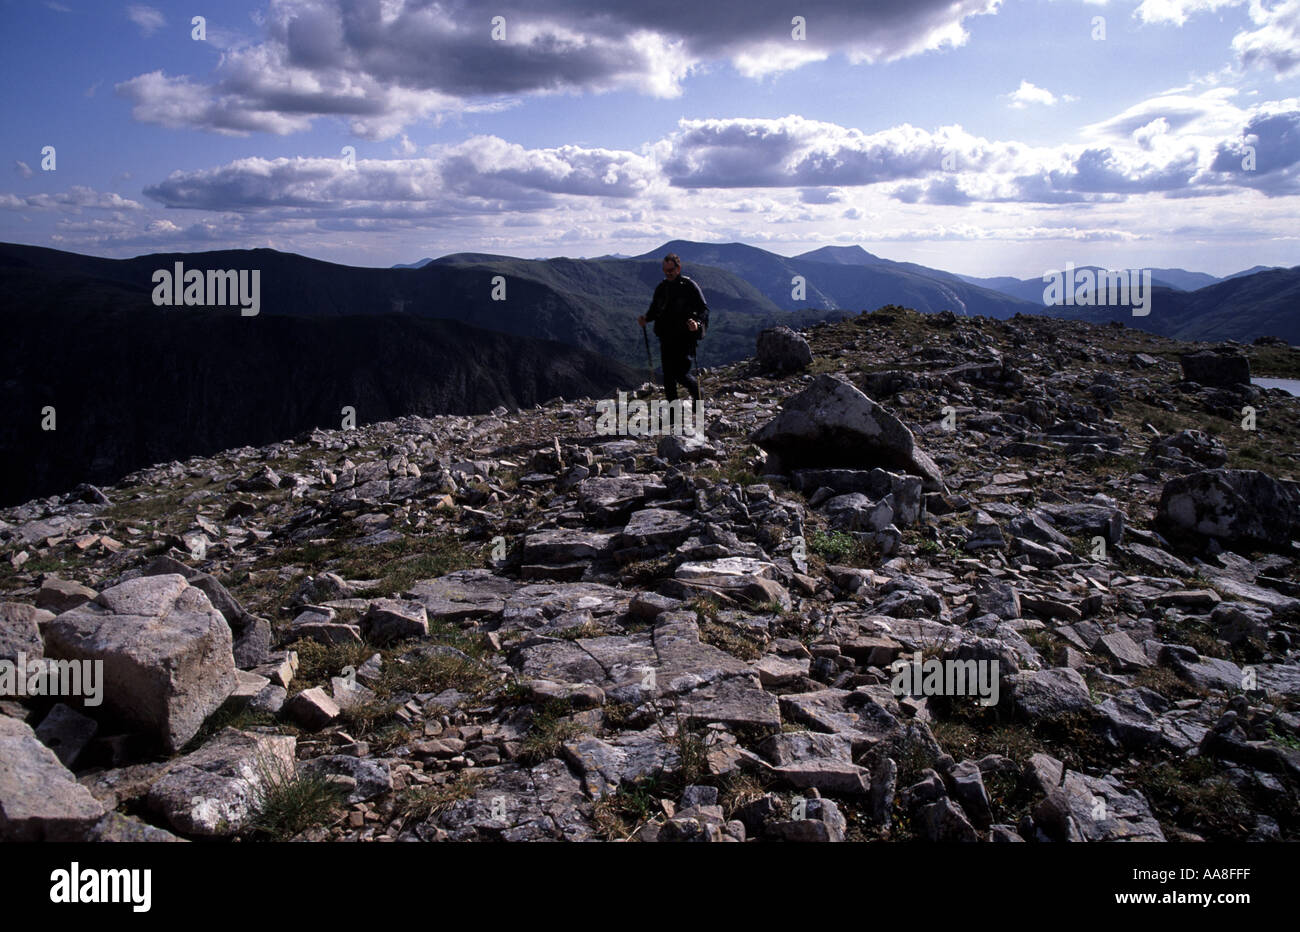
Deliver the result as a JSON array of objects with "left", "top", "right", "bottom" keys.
[{"left": 2, "top": 0, "right": 1298, "bottom": 277}]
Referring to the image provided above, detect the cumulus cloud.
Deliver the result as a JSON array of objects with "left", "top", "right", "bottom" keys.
[
  {"left": 1134, "top": 0, "right": 1300, "bottom": 76},
  {"left": 131, "top": 94, "right": 1300, "bottom": 226},
  {"left": 142, "top": 138, "right": 658, "bottom": 216},
  {"left": 1232, "top": 0, "right": 1300, "bottom": 76},
  {"left": 115, "top": 0, "right": 1002, "bottom": 139},
  {"left": 1006, "top": 80, "right": 1074, "bottom": 108}
]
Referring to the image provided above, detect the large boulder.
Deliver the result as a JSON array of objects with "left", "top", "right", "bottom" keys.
[
  {"left": 750, "top": 374, "right": 946, "bottom": 492},
  {"left": 1157, "top": 469, "right": 1300, "bottom": 549},
  {"left": 42, "top": 575, "right": 238, "bottom": 752},
  {"left": 756, "top": 326, "right": 813, "bottom": 373},
  {"left": 142, "top": 556, "right": 271, "bottom": 668},
  {"left": 1180, "top": 349, "right": 1251, "bottom": 387},
  {"left": 0, "top": 715, "right": 105, "bottom": 840}
]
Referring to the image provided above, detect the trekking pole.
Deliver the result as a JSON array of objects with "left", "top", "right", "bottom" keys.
[
  {"left": 693, "top": 345, "right": 704, "bottom": 402},
  {"left": 643, "top": 325, "right": 654, "bottom": 381}
]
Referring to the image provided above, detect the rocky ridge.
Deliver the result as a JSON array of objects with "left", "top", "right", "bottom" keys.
[{"left": 2, "top": 307, "right": 1298, "bottom": 843}]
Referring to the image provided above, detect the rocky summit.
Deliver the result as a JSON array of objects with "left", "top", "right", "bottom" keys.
[{"left": 2, "top": 307, "right": 1299, "bottom": 843}]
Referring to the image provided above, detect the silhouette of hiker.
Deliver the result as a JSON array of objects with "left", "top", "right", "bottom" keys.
[{"left": 638, "top": 253, "right": 706, "bottom": 430}]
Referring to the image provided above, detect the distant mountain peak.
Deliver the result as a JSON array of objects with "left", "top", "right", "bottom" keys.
[{"left": 794, "top": 245, "right": 883, "bottom": 265}]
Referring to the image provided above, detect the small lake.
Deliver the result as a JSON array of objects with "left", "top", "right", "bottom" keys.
[{"left": 1252, "top": 378, "right": 1300, "bottom": 396}]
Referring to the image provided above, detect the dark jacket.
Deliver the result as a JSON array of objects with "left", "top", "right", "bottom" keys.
[{"left": 645, "top": 276, "right": 708, "bottom": 346}]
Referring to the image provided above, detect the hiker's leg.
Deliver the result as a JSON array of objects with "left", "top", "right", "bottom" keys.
[
  {"left": 679, "top": 353, "right": 700, "bottom": 403},
  {"left": 661, "top": 346, "right": 681, "bottom": 401}
]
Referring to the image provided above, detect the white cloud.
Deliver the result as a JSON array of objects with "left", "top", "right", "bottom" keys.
[
  {"left": 1135, "top": 0, "right": 1243, "bottom": 26},
  {"left": 142, "top": 138, "right": 660, "bottom": 215},
  {"left": 125, "top": 4, "right": 165, "bottom": 37},
  {"left": 1006, "top": 80, "right": 1076, "bottom": 108},
  {"left": 1232, "top": 0, "right": 1300, "bottom": 76},
  {"left": 0, "top": 186, "right": 143, "bottom": 211}
]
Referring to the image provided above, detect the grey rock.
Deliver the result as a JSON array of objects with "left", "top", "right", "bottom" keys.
[
  {"left": 298, "top": 755, "right": 392, "bottom": 803},
  {"left": 34, "top": 702, "right": 98, "bottom": 768},
  {"left": 562, "top": 730, "right": 678, "bottom": 799},
  {"left": 0, "top": 602, "right": 51, "bottom": 663},
  {"left": 757, "top": 326, "right": 814, "bottom": 373},
  {"left": 42, "top": 575, "right": 237, "bottom": 753},
  {"left": 1180, "top": 349, "right": 1250, "bottom": 387},
  {"left": 750, "top": 374, "right": 946, "bottom": 492},
  {"left": 360, "top": 599, "right": 429, "bottom": 645},
  {"left": 147, "top": 727, "right": 296, "bottom": 837},
  {"left": 282, "top": 687, "right": 341, "bottom": 730},
  {"left": 1158, "top": 469, "right": 1300, "bottom": 549},
  {"left": 915, "top": 797, "right": 980, "bottom": 842},
  {"left": 434, "top": 760, "right": 594, "bottom": 842},
  {"left": 1033, "top": 770, "right": 1165, "bottom": 842},
  {"left": 0, "top": 715, "right": 105, "bottom": 840},
  {"left": 1008, "top": 667, "right": 1096, "bottom": 722},
  {"left": 35, "top": 577, "right": 97, "bottom": 614}
]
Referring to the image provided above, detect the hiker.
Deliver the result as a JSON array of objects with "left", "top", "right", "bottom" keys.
[{"left": 638, "top": 254, "right": 707, "bottom": 425}]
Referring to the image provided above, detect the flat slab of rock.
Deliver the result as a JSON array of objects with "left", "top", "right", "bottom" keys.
[
  {"left": 147, "top": 727, "right": 297, "bottom": 837},
  {"left": 35, "top": 577, "right": 97, "bottom": 614},
  {"left": 521, "top": 529, "right": 615, "bottom": 564},
  {"left": 0, "top": 715, "right": 105, "bottom": 841},
  {"left": 1124, "top": 543, "right": 1193, "bottom": 577},
  {"left": 1038, "top": 502, "right": 1124, "bottom": 546},
  {"left": 42, "top": 574, "right": 237, "bottom": 752},
  {"left": 1197, "top": 568, "right": 1300, "bottom": 613},
  {"left": 562, "top": 730, "right": 679, "bottom": 799},
  {"left": 405, "top": 569, "right": 518, "bottom": 623},
  {"left": 1171, "top": 654, "right": 1243, "bottom": 692},
  {"left": 432, "top": 760, "right": 595, "bottom": 842},
  {"left": 619, "top": 508, "right": 694, "bottom": 550},
  {"left": 576, "top": 476, "right": 668, "bottom": 525},
  {"left": 778, "top": 687, "right": 903, "bottom": 752},
  {"left": 664, "top": 559, "right": 792, "bottom": 611},
  {"left": 676, "top": 676, "right": 781, "bottom": 730},
  {"left": 750, "top": 374, "right": 946, "bottom": 492}
]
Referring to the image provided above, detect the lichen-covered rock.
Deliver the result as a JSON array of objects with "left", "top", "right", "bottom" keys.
[{"left": 147, "top": 728, "right": 296, "bottom": 837}]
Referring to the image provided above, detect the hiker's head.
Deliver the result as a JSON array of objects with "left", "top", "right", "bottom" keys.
[{"left": 662, "top": 254, "right": 681, "bottom": 280}]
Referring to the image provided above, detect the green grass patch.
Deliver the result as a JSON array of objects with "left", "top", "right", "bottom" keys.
[
  {"left": 519, "top": 700, "right": 589, "bottom": 765},
  {"left": 249, "top": 759, "right": 348, "bottom": 841},
  {"left": 398, "top": 771, "right": 485, "bottom": 824}
]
